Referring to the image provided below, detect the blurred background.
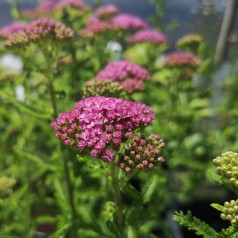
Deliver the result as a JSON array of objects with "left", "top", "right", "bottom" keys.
[{"left": 0, "top": 0, "right": 228, "bottom": 51}]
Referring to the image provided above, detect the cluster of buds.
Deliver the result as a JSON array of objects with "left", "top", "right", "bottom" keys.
[
  {"left": 176, "top": 34, "right": 203, "bottom": 52},
  {"left": 128, "top": 29, "right": 167, "bottom": 45},
  {"left": 4, "top": 18, "right": 74, "bottom": 48},
  {"left": 213, "top": 151, "right": 238, "bottom": 188},
  {"left": 95, "top": 60, "right": 151, "bottom": 94},
  {"left": 115, "top": 134, "right": 165, "bottom": 174},
  {"left": 0, "top": 22, "right": 25, "bottom": 39},
  {"left": 82, "top": 79, "right": 126, "bottom": 98},
  {"left": 0, "top": 176, "right": 16, "bottom": 199},
  {"left": 51, "top": 96, "right": 155, "bottom": 162},
  {"left": 221, "top": 199, "right": 238, "bottom": 225},
  {"left": 164, "top": 52, "right": 201, "bottom": 68}
]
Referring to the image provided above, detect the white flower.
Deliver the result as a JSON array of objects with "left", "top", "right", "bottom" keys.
[
  {"left": 15, "top": 85, "right": 25, "bottom": 102},
  {"left": 106, "top": 41, "right": 122, "bottom": 52},
  {"left": 0, "top": 54, "right": 23, "bottom": 73}
]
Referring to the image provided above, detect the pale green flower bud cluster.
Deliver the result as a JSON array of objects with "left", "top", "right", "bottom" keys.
[
  {"left": 176, "top": 34, "right": 203, "bottom": 52},
  {"left": 0, "top": 176, "right": 16, "bottom": 198},
  {"left": 102, "top": 201, "right": 116, "bottom": 223},
  {"left": 221, "top": 199, "right": 238, "bottom": 225},
  {"left": 82, "top": 79, "right": 126, "bottom": 98},
  {"left": 213, "top": 151, "right": 238, "bottom": 188}
]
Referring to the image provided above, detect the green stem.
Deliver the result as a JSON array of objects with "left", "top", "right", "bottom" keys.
[
  {"left": 44, "top": 50, "right": 77, "bottom": 237},
  {"left": 47, "top": 76, "right": 58, "bottom": 119},
  {"left": 61, "top": 146, "right": 77, "bottom": 238},
  {"left": 111, "top": 164, "right": 124, "bottom": 236}
]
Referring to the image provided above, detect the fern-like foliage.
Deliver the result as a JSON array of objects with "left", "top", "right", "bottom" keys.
[
  {"left": 220, "top": 225, "right": 238, "bottom": 238},
  {"left": 173, "top": 211, "right": 219, "bottom": 238},
  {"left": 210, "top": 172, "right": 238, "bottom": 196}
]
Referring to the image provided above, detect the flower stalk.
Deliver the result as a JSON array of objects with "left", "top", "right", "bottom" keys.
[{"left": 111, "top": 164, "right": 124, "bottom": 234}]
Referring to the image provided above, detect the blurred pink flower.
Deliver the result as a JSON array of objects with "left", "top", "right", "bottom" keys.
[
  {"left": 128, "top": 29, "right": 167, "bottom": 45},
  {"left": 0, "top": 22, "right": 25, "bottom": 38},
  {"left": 95, "top": 60, "right": 151, "bottom": 94},
  {"left": 96, "top": 4, "right": 120, "bottom": 18},
  {"left": 164, "top": 51, "right": 201, "bottom": 68},
  {"left": 55, "top": 0, "right": 86, "bottom": 9},
  {"left": 110, "top": 13, "right": 149, "bottom": 30}
]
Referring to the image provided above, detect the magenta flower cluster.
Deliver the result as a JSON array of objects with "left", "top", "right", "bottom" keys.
[
  {"left": 164, "top": 51, "right": 201, "bottom": 68},
  {"left": 4, "top": 18, "right": 74, "bottom": 48},
  {"left": 128, "top": 29, "right": 167, "bottom": 45},
  {"left": 95, "top": 4, "right": 120, "bottom": 18},
  {"left": 110, "top": 13, "right": 149, "bottom": 30},
  {"left": 95, "top": 60, "right": 151, "bottom": 94},
  {"left": 0, "top": 22, "right": 25, "bottom": 38},
  {"left": 115, "top": 134, "right": 165, "bottom": 173},
  {"left": 50, "top": 96, "right": 155, "bottom": 162}
]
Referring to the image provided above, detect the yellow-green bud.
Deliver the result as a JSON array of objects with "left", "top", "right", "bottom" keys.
[
  {"left": 82, "top": 79, "right": 126, "bottom": 99},
  {"left": 213, "top": 151, "right": 238, "bottom": 187},
  {"left": 0, "top": 176, "right": 16, "bottom": 198},
  {"left": 221, "top": 199, "right": 238, "bottom": 225}
]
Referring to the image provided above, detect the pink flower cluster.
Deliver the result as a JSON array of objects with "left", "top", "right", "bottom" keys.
[
  {"left": 95, "top": 60, "right": 151, "bottom": 94},
  {"left": 110, "top": 13, "right": 149, "bottom": 30},
  {"left": 21, "top": 0, "right": 88, "bottom": 19},
  {"left": 164, "top": 51, "right": 201, "bottom": 68},
  {"left": 128, "top": 29, "right": 167, "bottom": 45},
  {"left": 0, "top": 22, "right": 25, "bottom": 38},
  {"left": 4, "top": 18, "right": 74, "bottom": 48},
  {"left": 55, "top": 0, "right": 87, "bottom": 10},
  {"left": 95, "top": 4, "right": 120, "bottom": 18},
  {"left": 35, "top": 0, "right": 56, "bottom": 13},
  {"left": 115, "top": 134, "right": 165, "bottom": 173},
  {"left": 80, "top": 21, "right": 115, "bottom": 39},
  {"left": 50, "top": 96, "right": 155, "bottom": 162}
]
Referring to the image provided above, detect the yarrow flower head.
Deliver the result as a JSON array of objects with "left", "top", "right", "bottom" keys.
[
  {"left": 55, "top": 0, "right": 87, "bottom": 10},
  {"left": 95, "top": 4, "right": 120, "bottom": 19},
  {"left": 35, "top": 0, "right": 56, "bottom": 13},
  {"left": 82, "top": 79, "right": 126, "bottom": 98},
  {"left": 110, "top": 13, "right": 149, "bottom": 30},
  {"left": 50, "top": 96, "right": 155, "bottom": 162},
  {"left": 79, "top": 21, "right": 117, "bottom": 39},
  {"left": 0, "top": 22, "right": 25, "bottom": 39},
  {"left": 221, "top": 199, "right": 238, "bottom": 225},
  {"left": 115, "top": 134, "right": 165, "bottom": 174},
  {"left": 4, "top": 18, "right": 74, "bottom": 48},
  {"left": 164, "top": 51, "right": 201, "bottom": 68},
  {"left": 21, "top": 0, "right": 56, "bottom": 19},
  {"left": 213, "top": 151, "right": 238, "bottom": 188},
  {"left": 95, "top": 60, "right": 151, "bottom": 94},
  {"left": 176, "top": 34, "right": 203, "bottom": 53},
  {"left": 128, "top": 29, "right": 167, "bottom": 45}
]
